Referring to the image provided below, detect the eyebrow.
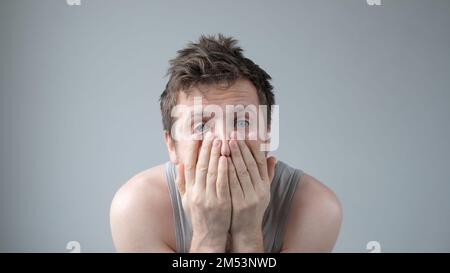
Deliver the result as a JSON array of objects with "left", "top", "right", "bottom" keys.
[
  {"left": 234, "top": 105, "right": 257, "bottom": 114},
  {"left": 190, "top": 104, "right": 258, "bottom": 116}
]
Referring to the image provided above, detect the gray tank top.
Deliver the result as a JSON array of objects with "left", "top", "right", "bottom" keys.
[{"left": 165, "top": 160, "right": 304, "bottom": 253}]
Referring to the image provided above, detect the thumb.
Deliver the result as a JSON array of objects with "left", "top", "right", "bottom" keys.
[
  {"left": 176, "top": 163, "right": 186, "bottom": 195},
  {"left": 266, "top": 156, "right": 277, "bottom": 184}
]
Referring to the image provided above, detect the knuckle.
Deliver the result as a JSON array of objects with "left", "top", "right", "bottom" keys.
[
  {"left": 201, "top": 143, "right": 211, "bottom": 152},
  {"left": 244, "top": 196, "right": 259, "bottom": 208},
  {"left": 257, "top": 191, "right": 270, "bottom": 203},
  {"left": 207, "top": 170, "right": 217, "bottom": 179},
  {"left": 229, "top": 177, "right": 238, "bottom": 185},
  {"left": 257, "top": 190, "right": 268, "bottom": 201},
  {"left": 191, "top": 195, "right": 203, "bottom": 206},
  {"left": 185, "top": 164, "right": 196, "bottom": 172},
  {"left": 255, "top": 184, "right": 269, "bottom": 194},
  {"left": 205, "top": 199, "right": 219, "bottom": 210},
  {"left": 248, "top": 198, "right": 258, "bottom": 208},
  {"left": 237, "top": 168, "right": 249, "bottom": 178},
  {"left": 240, "top": 203, "right": 254, "bottom": 211},
  {"left": 196, "top": 166, "right": 208, "bottom": 174},
  {"left": 247, "top": 160, "right": 257, "bottom": 169},
  {"left": 212, "top": 146, "right": 221, "bottom": 155},
  {"left": 256, "top": 158, "right": 265, "bottom": 166}
]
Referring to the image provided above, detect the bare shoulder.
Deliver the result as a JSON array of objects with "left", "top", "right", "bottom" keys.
[
  {"left": 281, "top": 172, "right": 343, "bottom": 252},
  {"left": 109, "top": 163, "right": 176, "bottom": 252},
  {"left": 295, "top": 173, "right": 342, "bottom": 217}
]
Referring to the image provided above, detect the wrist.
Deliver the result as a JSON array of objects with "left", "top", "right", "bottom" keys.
[
  {"left": 231, "top": 228, "right": 264, "bottom": 253},
  {"left": 189, "top": 232, "right": 228, "bottom": 253}
]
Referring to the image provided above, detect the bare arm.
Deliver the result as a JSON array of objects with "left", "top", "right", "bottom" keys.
[
  {"left": 280, "top": 174, "right": 343, "bottom": 252},
  {"left": 110, "top": 167, "right": 176, "bottom": 252}
]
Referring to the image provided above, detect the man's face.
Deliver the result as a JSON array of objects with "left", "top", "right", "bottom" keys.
[{"left": 167, "top": 78, "right": 269, "bottom": 165}]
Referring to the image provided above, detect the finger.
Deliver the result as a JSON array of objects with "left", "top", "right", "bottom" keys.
[
  {"left": 267, "top": 156, "right": 277, "bottom": 184},
  {"left": 217, "top": 156, "right": 230, "bottom": 201},
  {"left": 228, "top": 157, "right": 244, "bottom": 201},
  {"left": 206, "top": 138, "right": 221, "bottom": 197},
  {"left": 237, "top": 140, "right": 262, "bottom": 185},
  {"left": 229, "top": 139, "right": 254, "bottom": 194},
  {"left": 245, "top": 136, "right": 269, "bottom": 182},
  {"left": 195, "top": 132, "right": 215, "bottom": 190},
  {"left": 184, "top": 137, "right": 200, "bottom": 188},
  {"left": 176, "top": 163, "right": 186, "bottom": 195}
]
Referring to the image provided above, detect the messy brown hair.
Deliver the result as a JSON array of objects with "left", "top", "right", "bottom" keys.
[{"left": 159, "top": 34, "right": 275, "bottom": 132}]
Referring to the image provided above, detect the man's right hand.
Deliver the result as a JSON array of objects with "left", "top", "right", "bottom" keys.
[{"left": 175, "top": 132, "right": 231, "bottom": 252}]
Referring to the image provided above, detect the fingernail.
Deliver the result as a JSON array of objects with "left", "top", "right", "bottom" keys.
[{"left": 269, "top": 156, "right": 277, "bottom": 164}]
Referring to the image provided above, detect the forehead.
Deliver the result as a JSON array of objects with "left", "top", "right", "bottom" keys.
[{"left": 177, "top": 78, "right": 260, "bottom": 107}]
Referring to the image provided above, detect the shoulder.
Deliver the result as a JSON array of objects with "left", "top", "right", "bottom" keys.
[
  {"left": 296, "top": 173, "right": 342, "bottom": 218},
  {"left": 109, "top": 163, "right": 176, "bottom": 252},
  {"left": 110, "top": 164, "right": 168, "bottom": 212},
  {"left": 281, "top": 170, "right": 343, "bottom": 252}
]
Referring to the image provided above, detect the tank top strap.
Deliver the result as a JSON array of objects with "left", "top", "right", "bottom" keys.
[
  {"left": 263, "top": 160, "right": 304, "bottom": 252},
  {"left": 164, "top": 162, "right": 192, "bottom": 252}
]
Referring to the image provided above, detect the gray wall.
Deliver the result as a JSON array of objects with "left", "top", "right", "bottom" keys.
[{"left": 1, "top": 0, "right": 449, "bottom": 252}]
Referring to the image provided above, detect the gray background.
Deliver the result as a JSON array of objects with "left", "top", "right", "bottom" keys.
[{"left": 1, "top": 0, "right": 449, "bottom": 252}]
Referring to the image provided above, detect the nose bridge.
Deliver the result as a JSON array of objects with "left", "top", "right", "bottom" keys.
[{"left": 213, "top": 114, "right": 231, "bottom": 156}]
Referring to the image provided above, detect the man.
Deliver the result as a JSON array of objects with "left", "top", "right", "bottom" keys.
[{"left": 110, "top": 34, "right": 342, "bottom": 252}]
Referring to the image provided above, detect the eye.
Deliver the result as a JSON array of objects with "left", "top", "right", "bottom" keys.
[
  {"left": 194, "top": 123, "right": 210, "bottom": 134},
  {"left": 235, "top": 119, "right": 250, "bottom": 129}
]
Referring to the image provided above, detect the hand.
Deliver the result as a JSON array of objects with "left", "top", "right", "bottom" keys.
[
  {"left": 176, "top": 132, "right": 232, "bottom": 252},
  {"left": 227, "top": 135, "right": 277, "bottom": 252}
]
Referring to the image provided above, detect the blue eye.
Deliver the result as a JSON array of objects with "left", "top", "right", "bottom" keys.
[
  {"left": 235, "top": 120, "right": 249, "bottom": 129},
  {"left": 194, "top": 123, "right": 210, "bottom": 133}
]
